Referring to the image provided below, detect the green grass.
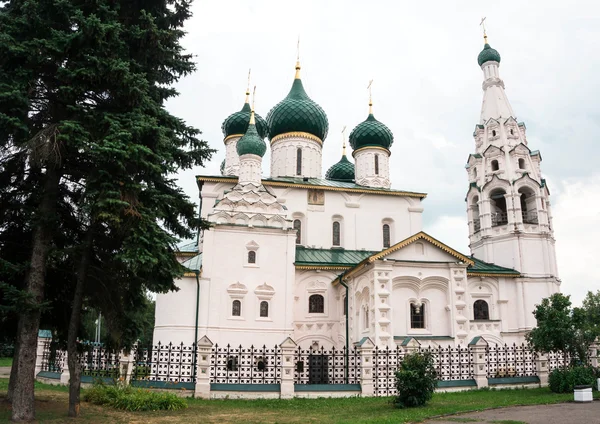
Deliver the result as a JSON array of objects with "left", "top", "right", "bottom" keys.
[
  {"left": 0, "top": 357, "right": 12, "bottom": 367},
  {"left": 0, "top": 378, "right": 596, "bottom": 424}
]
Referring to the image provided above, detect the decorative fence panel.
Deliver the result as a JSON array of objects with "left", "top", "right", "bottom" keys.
[
  {"left": 373, "top": 346, "right": 405, "bottom": 396},
  {"left": 132, "top": 342, "right": 197, "bottom": 384},
  {"left": 547, "top": 351, "right": 571, "bottom": 372},
  {"left": 79, "top": 343, "right": 120, "bottom": 379},
  {"left": 294, "top": 346, "right": 360, "bottom": 385},
  {"left": 41, "top": 340, "right": 65, "bottom": 373},
  {"left": 486, "top": 344, "right": 537, "bottom": 378},
  {"left": 423, "top": 345, "right": 474, "bottom": 381},
  {"left": 210, "top": 344, "right": 281, "bottom": 384}
]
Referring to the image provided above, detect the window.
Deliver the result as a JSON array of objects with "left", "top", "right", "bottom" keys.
[
  {"left": 492, "top": 130, "right": 496, "bottom": 137},
  {"left": 248, "top": 250, "right": 256, "bottom": 264},
  {"left": 364, "top": 306, "right": 369, "bottom": 329},
  {"left": 382, "top": 224, "right": 391, "bottom": 248},
  {"left": 259, "top": 301, "right": 269, "bottom": 318},
  {"left": 374, "top": 154, "right": 379, "bottom": 175},
  {"left": 293, "top": 219, "right": 302, "bottom": 245},
  {"left": 343, "top": 297, "right": 347, "bottom": 316},
  {"left": 491, "top": 160, "right": 499, "bottom": 171},
  {"left": 490, "top": 189, "right": 508, "bottom": 226},
  {"left": 474, "top": 300, "right": 490, "bottom": 320},
  {"left": 518, "top": 158, "right": 525, "bottom": 169},
  {"left": 510, "top": 129, "right": 514, "bottom": 135},
  {"left": 309, "top": 294, "right": 324, "bottom": 313},
  {"left": 232, "top": 300, "right": 241, "bottom": 317},
  {"left": 332, "top": 221, "right": 341, "bottom": 246},
  {"left": 296, "top": 148, "right": 302, "bottom": 176},
  {"left": 410, "top": 303, "right": 425, "bottom": 329}
]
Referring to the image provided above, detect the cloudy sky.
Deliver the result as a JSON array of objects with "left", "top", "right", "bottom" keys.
[{"left": 166, "top": 0, "right": 600, "bottom": 306}]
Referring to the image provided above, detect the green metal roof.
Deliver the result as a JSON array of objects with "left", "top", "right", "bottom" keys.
[
  {"left": 176, "top": 240, "right": 198, "bottom": 253},
  {"left": 325, "top": 154, "right": 355, "bottom": 182},
  {"left": 349, "top": 113, "right": 393, "bottom": 151},
  {"left": 295, "top": 246, "right": 376, "bottom": 267},
  {"left": 221, "top": 101, "right": 268, "bottom": 139},
  {"left": 478, "top": 43, "right": 501, "bottom": 66},
  {"left": 468, "top": 257, "right": 520, "bottom": 276},
  {"left": 266, "top": 77, "right": 329, "bottom": 141},
  {"left": 196, "top": 174, "right": 427, "bottom": 198},
  {"left": 236, "top": 117, "right": 266, "bottom": 157},
  {"left": 182, "top": 253, "right": 202, "bottom": 272}
]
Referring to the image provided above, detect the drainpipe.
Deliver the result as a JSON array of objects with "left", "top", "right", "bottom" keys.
[
  {"left": 339, "top": 272, "right": 349, "bottom": 384},
  {"left": 192, "top": 271, "right": 200, "bottom": 381}
]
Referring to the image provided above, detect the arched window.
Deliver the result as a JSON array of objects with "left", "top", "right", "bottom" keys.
[
  {"left": 518, "top": 158, "right": 526, "bottom": 169},
  {"left": 472, "top": 195, "right": 481, "bottom": 232},
  {"left": 232, "top": 300, "right": 241, "bottom": 317},
  {"left": 382, "top": 224, "right": 391, "bottom": 248},
  {"left": 332, "top": 221, "right": 341, "bottom": 246},
  {"left": 492, "top": 130, "right": 497, "bottom": 137},
  {"left": 490, "top": 189, "right": 508, "bottom": 226},
  {"left": 519, "top": 186, "right": 538, "bottom": 224},
  {"left": 296, "top": 148, "right": 302, "bottom": 176},
  {"left": 343, "top": 297, "right": 347, "bottom": 316},
  {"left": 364, "top": 306, "right": 369, "bottom": 329},
  {"left": 374, "top": 155, "right": 379, "bottom": 175},
  {"left": 491, "top": 160, "right": 499, "bottom": 171},
  {"left": 259, "top": 301, "right": 269, "bottom": 318},
  {"left": 410, "top": 303, "right": 425, "bottom": 329},
  {"left": 248, "top": 250, "right": 256, "bottom": 264},
  {"left": 473, "top": 300, "right": 489, "bottom": 320},
  {"left": 309, "top": 294, "right": 324, "bottom": 313},
  {"left": 293, "top": 219, "right": 302, "bottom": 245}
]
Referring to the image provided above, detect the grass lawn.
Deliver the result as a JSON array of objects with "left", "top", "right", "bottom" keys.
[
  {"left": 0, "top": 378, "right": 596, "bottom": 424},
  {"left": 0, "top": 358, "right": 12, "bottom": 367}
]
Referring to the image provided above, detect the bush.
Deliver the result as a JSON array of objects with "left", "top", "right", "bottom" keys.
[
  {"left": 394, "top": 351, "right": 437, "bottom": 408},
  {"left": 548, "top": 366, "right": 597, "bottom": 393},
  {"left": 83, "top": 382, "right": 187, "bottom": 411}
]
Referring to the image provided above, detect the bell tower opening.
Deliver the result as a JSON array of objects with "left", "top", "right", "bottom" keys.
[
  {"left": 519, "top": 187, "right": 538, "bottom": 224},
  {"left": 489, "top": 189, "right": 508, "bottom": 226}
]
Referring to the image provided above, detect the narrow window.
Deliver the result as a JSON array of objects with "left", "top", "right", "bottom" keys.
[
  {"left": 492, "top": 130, "right": 496, "bottom": 137},
  {"left": 309, "top": 294, "right": 324, "bottom": 313},
  {"left": 293, "top": 219, "right": 302, "bottom": 245},
  {"left": 374, "top": 155, "right": 379, "bottom": 175},
  {"left": 332, "top": 221, "right": 341, "bottom": 246},
  {"left": 260, "top": 301, "right": 269, "bottom": 318},
  {"left": 518, "top": 158, "right": 525, "bottom": 169},
  {"left": 473, "top": 300, "right": 490, "bottom": 320},
  {"left": 382, "top": 224, "right": 391, "bottom": 248},
  {"left": 510, "top": 129, "right": 514, "bottom": 135},
  {"left": 296, "top": 148, "right": 302, "bottom": 176},
  {"left": 248, "top": 250, "right": 256, "bottom": 264},
  {"left": 473, "top": 167, "right": 477, "bottom": 179},
  {"left": 410, "top": 303, "right": 425, "bottom": 329},
  {"left": 364, "top": 306, "right": 369, "bottom": 329},
  {"left": 232, "top": 300, "right": 241, "bottom": 317},
  {"left": 343, "top": 297, "right": 347, "bottom": 316},
  {"left": 491, "top": 160, "right": 499, "bottom": 172}
]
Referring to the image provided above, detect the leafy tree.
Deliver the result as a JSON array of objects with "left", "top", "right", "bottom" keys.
[
  {"left": 394, "top": 351, "right": 437, "bottom": 408},
  {"left": 527, "top": 293, "right": 598, "bottom": 365}
]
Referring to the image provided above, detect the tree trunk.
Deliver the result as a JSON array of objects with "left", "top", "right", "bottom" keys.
[
  {"left": 11, "top": 168, "right": 60, "bottom": 422},
  {"left": 7, "top": 322, "right": 21, "bottom": 402},
  {"left": 67, "top": 229, "right": 94, "bottom": 417}
]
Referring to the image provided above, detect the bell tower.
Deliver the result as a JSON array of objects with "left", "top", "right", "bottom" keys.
[{"left": 465, "top": 31, "right": 560, "bottom": 319}]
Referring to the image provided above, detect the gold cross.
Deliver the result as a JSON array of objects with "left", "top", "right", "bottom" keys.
[
  {"left": 341, "top": 126, "right": 347, "bottom": 155},
  {"left": 480, "top": 17, "right": 488, "bottom": 41},
  {"left": 297, "top": 35, "right": 300, "bottom": 62},
  {"left": 252, "top": 85, "right": 256, "bottom": 111}
]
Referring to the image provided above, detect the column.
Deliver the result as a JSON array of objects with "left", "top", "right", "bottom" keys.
[
  {"left": 194, "top": 335, "right": 214, "bottom": 399},
  {"left": 35, "top": 334, "right": 51, "bottom": 376},
  {"left": 120, "top": 348, "right": 135, "bottom": 384},
  {"left": 279, "top": 337, "right": 297, "bottom": 399},
  {"left": 60, "top": 350, "right": 70, "bottom": 385},
  {"left": 358, "top": 337, "right": 375, "bottom": 396},
  {"left": 468, "top": 336, "right": 489, "bottom": 389},
  {"left": 535, "top": 353, "right": 549, "bottom": 386}
]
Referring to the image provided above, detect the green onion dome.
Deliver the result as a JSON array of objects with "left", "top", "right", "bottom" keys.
[
  {"left": 349, "top": 112, "right": 394, "bottom": 152},
  {"left": 325, "top": 154, "right": 355, "bottom": 182},
  {"left": 222, "top": 99, "right": 268, "bottom": 140},
  {"left": 220, "top": 159, "right": 226, "bottom": 175},
  {"left": 477, "top": 43, "right": 501, "bottom": 66},
  {"left": 236, "top": 112, "right": 266, "bottom": 157},
  {"left": 266, "top": 64, "right": 329, "bottom": 142}
]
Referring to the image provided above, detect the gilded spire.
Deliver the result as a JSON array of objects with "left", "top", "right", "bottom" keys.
[
  {"left": 245, "top": 68, "right": 251, "bottom": 104},
  {"left": 480, "top": 17, "right": 488, "bottom": 44},
  {"left": 367, "top": 79, "right": 374, "bottom": 115},
  {"left": 250, "top": 85, "right": 256, "bottom": 125},
  {"left": 341, "top": 126, "right": 347, "bottom": 156},
  {"left": 295, "top": 36, "right": 301, "bottom": 79}
]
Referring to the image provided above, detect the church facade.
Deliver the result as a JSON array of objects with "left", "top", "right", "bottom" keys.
[{"left": 153, "top": 37, "right": 560, "bottom": 349}]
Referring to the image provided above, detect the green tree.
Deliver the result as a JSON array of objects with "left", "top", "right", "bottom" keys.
[{"left": 527, "top": 293, "right": 598, "bottom": 364}]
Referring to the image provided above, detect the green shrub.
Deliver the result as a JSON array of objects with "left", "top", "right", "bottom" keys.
[
  {"left": 548, "top": 366, "right": 597, "bottom": 393},
  {"left": 83, "top": 382, "right": 187, "bottom": 411},
  {"left": 394, "top": 351, "right": 437, "bottom": 408}
]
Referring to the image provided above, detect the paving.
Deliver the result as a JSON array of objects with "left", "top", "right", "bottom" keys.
[
  {"left": 428, "top": 401, "right": 600, "bottom": 424},
  {"left": 0, "top": 367, "right": 10, "bottom": 378}
]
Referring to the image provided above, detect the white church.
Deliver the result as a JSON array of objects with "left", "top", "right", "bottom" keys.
[{"left": 153, "top": 36, "right": 560, "bottom": 349}]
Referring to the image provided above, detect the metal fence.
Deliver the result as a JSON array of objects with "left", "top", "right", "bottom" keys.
[
  {"left": 294, "top": 346, "right": 360, "bottom": 385},
  {"left": 79, "top": 343, "right": 120, "bottom": 379},
  {"left": 132, "top": 342, "right": 197, "bottom": 383},
  {"left": 210, "top": 344, "right": 281, "bottom": 384},
  {"left": 41, "top": 340, "right": 65, "bottom": 373},
  {"left": 486, "top": 344, "right": 537, "bottom": 378}
]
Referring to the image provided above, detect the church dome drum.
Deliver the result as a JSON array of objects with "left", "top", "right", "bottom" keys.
[
  {"left": 349, "top": 113, "right": 394, "bottom": 152},
  {"left": 325, "top": 155, "right": 355, "bottom": 182},
  {"left": 266, "top": 68, "right": 329, "bottom": 142},
  {"left": 222, "top": 102, "right": 268, "bottom": 140}
]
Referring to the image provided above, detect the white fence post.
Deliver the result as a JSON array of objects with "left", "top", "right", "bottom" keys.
[
  {"left": 468, "top": 336, "right": 489, "bottom": 389},
  {"left": 589, "top": 338, "right": 599, "bottom": 368},
  {"left": 536, "top": 353, "right": 549, "bottom": 386},
  {"left": 120, "top": 347, "right": 135, "bottom": 384},
  {"left": 35, "top": 331, "right": 51, "bottom": 376},
  {"left": 194, "top": 336, "right": 213, "bottom": 399},
  {"left": 358, "top": 338, "right": 375, "bottom": 396},
  {"left": 60, "top": 350, "right": 70, "bottom": 385},
  {"left": 279, "top": 337, "right": 297, "bottom": 399}
]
